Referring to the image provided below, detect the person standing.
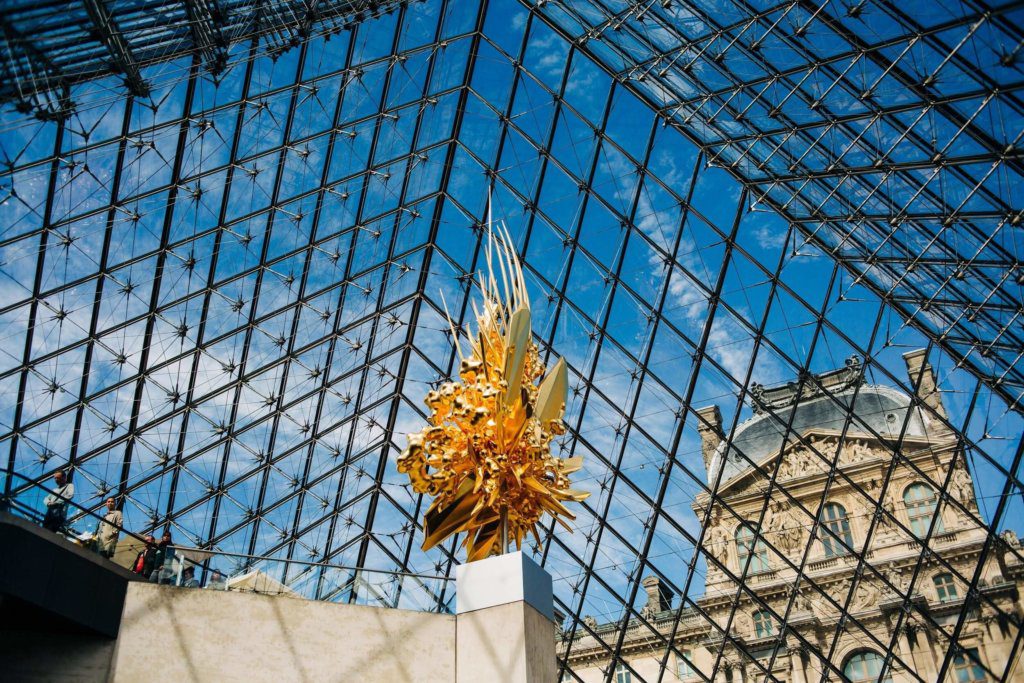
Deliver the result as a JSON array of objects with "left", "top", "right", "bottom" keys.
[
  {"left": 150, "top": 531, "right": 175, "bottom": 583},
  {"left": 207, "top": 569, "right": 227, "bottom": 590},
  {"left": 42, "top": 470, "right": 74, "bottom": 533},
  {"left": 180, "top": 566, "right": 200, "bottom": 588},
  {"left": 132, "top": 535, "right": 157, "bottom": 575},
  {"left": 95, "top": 497, "right": 123, "bottom": 558}
]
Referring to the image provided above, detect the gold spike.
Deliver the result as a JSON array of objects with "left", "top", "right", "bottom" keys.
[
  {"left": 439, "top": 290, "right": 464, "bottom": 364},
  {"left": 535, "top": 357, "right": 568, "bottom": 424}
]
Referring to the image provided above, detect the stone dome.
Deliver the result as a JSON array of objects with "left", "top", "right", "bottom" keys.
[{"left": 709, "top": 384, "right": 928, "bottom": 485}]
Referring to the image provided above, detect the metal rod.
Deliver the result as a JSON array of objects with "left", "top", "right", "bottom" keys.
[{"left": 500, "top": 506, "right": 508, "bottom": 555}]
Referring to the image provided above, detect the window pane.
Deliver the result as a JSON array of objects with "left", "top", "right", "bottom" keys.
[
  {"left": 953, "top": 649, "right": 987, "bottom": 682},
  {"left": 934, "top": 573, "right": 959, "bottom": 602},
  {"left": 753, "top": 610, "right": 773, "bottom": 638},
  {"left": 843, "top": 652, "right": 892, "bottom": 683},
  {"left": 677, "top": 650, "right": 694, "bottom": 678},
  {"left": 736, "top": 524, "right": 771, "bottom": 574},
  {"left": 821, "top": 502, "right": 853, "bottom": 557},
  {"left": 904, "top": 483, "right": 944, "bottom": 537}
]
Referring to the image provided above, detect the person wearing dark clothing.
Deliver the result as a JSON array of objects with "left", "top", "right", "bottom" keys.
[
  {"left": 132, "top": 535, "right": 157, "bottom": 576},
  {"left": 149, "top": 531, "right": 175, "bottom": 584},
  {"left": 42, "top": 470, "right": 74, "bottom": 533}
]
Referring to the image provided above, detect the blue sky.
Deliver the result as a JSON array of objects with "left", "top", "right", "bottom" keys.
[{"left": 0, "top": 0, "right": 1021, "bottom": 643}]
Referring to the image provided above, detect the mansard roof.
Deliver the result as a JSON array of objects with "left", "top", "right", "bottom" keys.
[{"left": 708, "top": 379, "right": 929, "bottom": 487}]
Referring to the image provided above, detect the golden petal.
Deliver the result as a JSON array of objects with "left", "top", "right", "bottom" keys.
[
  {"left": 502, "top": 306, "right": 531, "bottom": 409},
  {"left": 522, "top": 476, "right": 551, "bottom": 495},
  {"left": 421, "top": 479, "right": 479, "bottom": 551},
  {"left": 559, "top": 488, "right": 591, "bottom": 502},
  {"left": 556, "top": 456, "right": 583, "bottom": 474}
]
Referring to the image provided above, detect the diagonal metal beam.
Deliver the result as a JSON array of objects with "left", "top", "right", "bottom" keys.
[
  {"left": 82, "top": 0, "right": 151, "bottom": 97},
  {"left": 181, "top": 0, "right": 228, "bottom": 75}
]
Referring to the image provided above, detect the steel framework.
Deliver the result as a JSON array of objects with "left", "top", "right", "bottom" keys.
[
  {"left": 0, "top": 0, "right": 1022, "bottom": 681},
  {"left": 531, "top": 0, "right": 1024, "bottom": 413}
]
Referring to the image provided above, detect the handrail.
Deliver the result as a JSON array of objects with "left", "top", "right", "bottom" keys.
[
  {"left": 0, "top": 467, "right": 154, "bottom": 549},
  {"left": 170, "top": 545, "right": 454, "bottom": 582},
  {"left": 4, "top": 496, "right": 45, "bottom": 522},
  {"left": 0, "top": 467, "right": 453, "bottom": 586}
]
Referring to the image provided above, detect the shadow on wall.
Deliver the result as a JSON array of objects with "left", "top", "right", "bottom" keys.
[{"left": 111, "top": 581, "right": 456, "bottom": 682}]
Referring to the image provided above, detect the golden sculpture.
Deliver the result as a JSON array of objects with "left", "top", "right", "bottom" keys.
[{"left": 396, "top": 220, "right": 589, "bottom": 562}]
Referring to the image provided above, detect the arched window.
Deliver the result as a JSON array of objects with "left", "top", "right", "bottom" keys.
[
  {"left": 752, "top": 610, "right": 773, "bottom": 638},
  {"left": 904, "top": 482, "right": 944, "bottom": 537},
  {"left": 933, "top": 572, "right": 959, "bottom": 602},
  {"left": 735, "top": 524, "right": 770, "bottom": 573},
  {"left": 952, "top": 649, "right": 987, "bottom": 682},
  {"left": 843, "top": 651, "right": 892, "bottom": 683},
  {"left": 614, "top": 662, "right": 631, "bottom": 683},
  {"left": 821, "top": 502, "right": 854, "bottom": 557},
  {"left": 676, "top": 650, "right": 694, "bottom": 679}
]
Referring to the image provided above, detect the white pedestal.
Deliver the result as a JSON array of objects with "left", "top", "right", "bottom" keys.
[{"left": 455, "top": 552, "right": 557, "bottom": 683}]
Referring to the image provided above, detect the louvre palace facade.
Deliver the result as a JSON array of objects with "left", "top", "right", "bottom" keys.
[{"left": 562, "top": 351, "right": 1024, "bottom": 681}]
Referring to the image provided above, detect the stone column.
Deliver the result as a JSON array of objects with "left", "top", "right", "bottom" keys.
[
  {"left": 455, "top": 551, "right": 556, "bottom": 683},
  {"left": 904, "top": 625, "right": 939, "bottom": 682},
  {"left": 787, "top": 646, "right": 807, "bottom": 683},
  {"left": 695, "top": 405, "right": 723, "bottom": 479},
  {"left": 724, "top": 660, "right": 746, "bottom": 683}
]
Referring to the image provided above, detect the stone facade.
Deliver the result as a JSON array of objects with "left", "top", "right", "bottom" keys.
[{"left": 560, "top": 351, "right": 1024, "bottom": 682}]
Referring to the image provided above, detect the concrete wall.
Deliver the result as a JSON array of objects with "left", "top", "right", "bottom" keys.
[
  {"left": 456, "top": 601, "right": 555, "bottom": 683},
  {"left": 0, "top": 513, "right": 133, "bottom": 682},
  {"left": 111, "top": 582, "right": 455, "bottom": 683},
  {"left": 0, "top": 512, "right": 133, "bottom": 638},
  {"left": 1, "top": 624, "right": 117, "bottom": 683},
  {"left": 1, "top": 517, "right": 555, "bottom": 682}
]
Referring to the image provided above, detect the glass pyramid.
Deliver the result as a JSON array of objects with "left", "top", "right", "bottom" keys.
[{"left": 1, "top": 0, "right": 1022, "bottom": 680}]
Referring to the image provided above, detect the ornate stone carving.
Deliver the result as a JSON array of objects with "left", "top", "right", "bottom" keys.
[
  {"left": 828, "top": 577, "right": 852, "bottom": 603},
  {"left": 704, "top": 510, "right": 732, "bottom": 568},
  {"left": 775, "top": 435, "right": 888, "bottom": 486},
  {"left": 852, "top": 577, "right": 881, "bottom": 610},
  {"left": 733, "top": 611, "right": 753, "bottom": 636},
  {"left": 840, "top": 439, "right": 875, "bottom": 466},
  {"left": 778, "top": 445, "right": 828, "bottom": 481},
  {"left": 998, "top": 531, "right": 1024, "bottom": 577},
  {"left": 790, "top": 585, "right": 814, "bottom": 612},
  {"left": 750, "top": 355, "right": 862, "bottom": 415},
  {"left": 950, "top": 465, "right": 976, "bottom": 510},
  {"left": 776, "top": 454, "right": 795, "bottom": 481},
  {"left": 883, "top": 562, "right": 907, "bottom": 595},
  {"left": 767, "top": 500, "right": 806, "bottom": 555},
  {"left": 875, "top": 493, "right": 902, "bottom": 543}
]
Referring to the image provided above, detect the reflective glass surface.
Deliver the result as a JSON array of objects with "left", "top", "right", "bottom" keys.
[{"left": 1, "top": 1, "right": 1022, "bottom": 681}]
